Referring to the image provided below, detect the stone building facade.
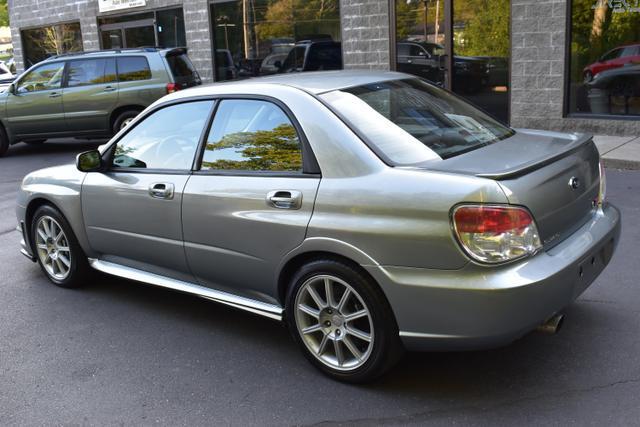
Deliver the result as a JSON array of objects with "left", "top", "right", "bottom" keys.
[{"left": 8, "top": 0, "right": 640, "bottom": 136}]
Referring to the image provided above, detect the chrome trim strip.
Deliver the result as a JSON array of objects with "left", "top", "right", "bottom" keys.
[
  {"left": 399, "top": 331, "right": 469, "bottom": 339},
  {"left": 88, "top": 258, "right": 283, "bottom": 321}
]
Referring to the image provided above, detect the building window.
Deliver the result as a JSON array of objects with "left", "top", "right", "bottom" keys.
[
  {"left": 98, "top": 8, "right": 186, "bottom": 50},
  {"left": 568, "top": 0, "right": 640, "bottom": 117},
  {"left": 21, "top": 22, "right": 83, "bottom": 67},
  {"left": 209, "top": 0, "right": 342, "bottom": 81},
  {"left": 393, "top": 0, "right": 511, "bottom": 124}
]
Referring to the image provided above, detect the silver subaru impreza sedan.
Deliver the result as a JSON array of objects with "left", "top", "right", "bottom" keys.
[{"left": 16, "top": 71, "right": 620, "bottom": 382}]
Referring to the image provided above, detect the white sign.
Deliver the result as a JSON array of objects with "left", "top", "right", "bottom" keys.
[{"left": 99, "top": 0, "right": 147, "bottom": 13}]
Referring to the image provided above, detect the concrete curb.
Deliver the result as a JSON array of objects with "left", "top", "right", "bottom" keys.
[{"left": 594, "top": 136, "right": 640, "bottom": 171}]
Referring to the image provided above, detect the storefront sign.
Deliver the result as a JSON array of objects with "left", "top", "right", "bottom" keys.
[{"left": 99, "top": 0, "right": 147, "bottom": 13}]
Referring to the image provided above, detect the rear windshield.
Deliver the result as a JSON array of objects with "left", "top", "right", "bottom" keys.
[
  {"left": 166, "top": 53, "right": 197, "bottom": 80},
  {"left": 320, "top": 78, "right": 515, "bottom": 164}
]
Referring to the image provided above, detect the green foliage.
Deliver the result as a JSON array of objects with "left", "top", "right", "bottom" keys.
[
  {"left": 203, "top": 124, "right": 302, "bottom": 171},
  {"left": 454, "top": 0, "right": 510, "bottom": 57},
  {"left": 0, "top": 0, "right": 8, "bottom": 27}
]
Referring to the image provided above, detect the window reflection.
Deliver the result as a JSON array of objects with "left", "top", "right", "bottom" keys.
[
  {"left": 569, "top": 0, "right": 640, "bottom": 116},
  {"left": 21, "top": 23, "right": 83, "bottom": 67},
  {"left": 201, "top": 100, "right": 303, "bottom": 171},
  {"left": 210, "top": 0, "right": 342, "bottom": 81}
]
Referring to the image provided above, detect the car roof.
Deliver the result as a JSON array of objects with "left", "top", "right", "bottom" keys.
[
  {"left": 43, "top": 47, "right": 184, "bottom": 61},
  {"left": 171, "top": 70, "right": 410, "bottom": 97}
]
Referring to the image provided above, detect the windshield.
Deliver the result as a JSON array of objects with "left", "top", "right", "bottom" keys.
[{"left": 320, "top": 78, "right": 515, "bottom": 164}]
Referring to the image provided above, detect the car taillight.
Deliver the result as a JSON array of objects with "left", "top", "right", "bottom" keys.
[
  {"left": 452, "top": 205, "right": 542, "bottom": 264},
  {"left": 166, "top": 83, "right": 180, "bottom": 94},
  {"left": 597, "top": 161, "right": 607, "bottom": 206}
]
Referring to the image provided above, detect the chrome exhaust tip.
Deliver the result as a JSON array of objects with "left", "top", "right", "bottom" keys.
[{"left": 536, "top": 314, "right": 564, "bottom": 335}]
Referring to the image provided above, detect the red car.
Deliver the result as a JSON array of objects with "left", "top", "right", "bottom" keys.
[{"left": 584, "top": 43, "right": 640, "bottom": 82}]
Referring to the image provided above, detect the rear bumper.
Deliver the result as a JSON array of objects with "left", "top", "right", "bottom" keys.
[{"left": 365, "top": 204, "right": 621, "bottom": 351}]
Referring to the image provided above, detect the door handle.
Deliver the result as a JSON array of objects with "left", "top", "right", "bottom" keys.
[
  {"left": 103, "top": 86, "right": 116, "bottom": 92},
  {"left": 266, "top": 190, "right": 302, "bottom": 210},
  {"left": 149, "top": 182, "right": 175, "bottom": 200},
  {"left": 49, "top": 92, "right": 61, "bottom": 98}
]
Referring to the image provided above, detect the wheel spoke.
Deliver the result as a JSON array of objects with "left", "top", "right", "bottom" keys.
[
  {"left": 298, "top": 303, "right": 320, "bottom": 319},
  {"left": 345, "top": 309, "right": 368, "bottom": 323},
  {"left": 57, "top": 245, "right": 70, "bottom": 253},
  {"left": 337, "top": 288, "right": 350, "bottom": 313},
  {"left": 334, "top": 339, "right": 345, "bottom": 366},
  {"left": 342, "top": 336, "right": 363, "bottom": 361},
  {"left": 54, "top": 230, "right": 63, "bottom": 243},
  {"left": 37, "top": 243, "right": 48, "bottom": 250},
  {"left": 58, "top": 254, "right": 71, "bottom": 268},
  {"left": 55, "top": 258, "right": 65, "bottom": 275},
  {"left": 324, "top": 278, "right": 335, "bottom": 307},
  {"left": 43, "top": 219, "right": 52, "bottom": 237},
  {"left": 301, "top": 323, "right": 323, "bottom": 335},
  {"left": 307, "top": 285, "right": 326, "bottom": 309},
  {"left": 347, "top": 326, "right": 371, "bottom": 343},
  {"left": 317, "top": 333, "right": 329, "bottom": 355},
  {"left": 37, "top": 228, "right": 47, "bottom": 241}
]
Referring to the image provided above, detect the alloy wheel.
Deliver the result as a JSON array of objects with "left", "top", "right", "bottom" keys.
[
  {"left": 35, "top": 216, "right": 72, "bottom": 280},
  {"left": 120, "top": 117, "right": 135, "bottom": 130},
  {"left": 294, "top": 275, "right": 374, "bottom": 371}
]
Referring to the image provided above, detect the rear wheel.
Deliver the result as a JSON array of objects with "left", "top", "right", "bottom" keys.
[
  {"left": 112, "top": 110, "right": 140, "bottom": 135},
  {"left": 31, "top": 205, "right": 91, "bottom": 288},
  {"left": 286, "top": 259, "right": 403, "bottom": 383}
]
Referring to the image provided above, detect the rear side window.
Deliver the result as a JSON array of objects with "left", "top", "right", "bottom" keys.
[
  {"left": 200, "top": 99, "right": 303, "bottom": 172},
  {"left": 166, "top": 53, "right": 197, "bottom": 79},
  {"left": 117, "top": 56, "right": 151, "bottom": 82},
  {"left": 306, "top": 44, "right": 342, "bottom": 71},
  {"left": 67, "top": 58, "right": 116, "bottom": 87}
]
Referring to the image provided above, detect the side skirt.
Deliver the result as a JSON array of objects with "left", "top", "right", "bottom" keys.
[{"left": 88, "top": 258, "right": 283, "bottom": 321}]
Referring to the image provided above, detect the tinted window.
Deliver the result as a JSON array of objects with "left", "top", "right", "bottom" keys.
[
  {"left": 67, "top": 58, "right": 116, "bottom": 87},
  {"left": 117, "top": 57, "right": 151, "bottom": 81},
  {"left": 200, "top": 100, "right": 303, "bottom": 172},
  {"left": 112, "top": 101, "right": 213, "bottom": 170},
  {"left": 166, "top": 53, "right": 197, "bottom": 80},
  {"left": 397, "top": 43, "right": 410, "bottom": 56},
  {"left": 21, "top": 23, "right": 82, "bottom": 67},
  {"left": 601, "top": 48, "right": 622, "bottom": 61},
  {"left": 306, "top": 43, "right": 342, "bottom": 70},
  {"left": 17, "top": 62, "right": 65, "bottom": 93},
  {"left": 410, "top": 45, "right": 426, "bottom": 57},
  {"left": 321, "top": 79, "right": 515, "bottom": 164},
  {"left": 281, "top": 46, "right": 306, "bottom": 71}
]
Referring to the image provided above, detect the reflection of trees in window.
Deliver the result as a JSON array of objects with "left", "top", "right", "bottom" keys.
[
  {"left": 454, "top": 0, "right": 509, "bottom": 58},
  {"left": 22, "top": 23, "right": 83, "bottom": 66},
  {"left": 571, "top": 0, "right": 640, "bottom": 80},
  {"left": 203, "top": 124, "right": 302, "bottom": 171},
  {"left": 257, "top": 0, "right": 340, "bottom": 40}
]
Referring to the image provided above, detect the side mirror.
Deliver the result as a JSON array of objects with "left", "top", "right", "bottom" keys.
[
  {"left": 274, "top": 60, "right": 282, "bottom": 69},
  {"left": 76, "top": 149, "right": 103, "bottom": 172},
  {"left": 7, "top": 83, "right": 15, "bottom": 95}
]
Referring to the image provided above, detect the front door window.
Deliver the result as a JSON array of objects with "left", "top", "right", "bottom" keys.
[{"left": 16, "top": 62, "right": 65, "bottom": 93}]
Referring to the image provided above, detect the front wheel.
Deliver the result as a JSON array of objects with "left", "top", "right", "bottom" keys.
[
  {"left": 286, "top": 259, "right": 403, "bottom": 383},
  {"left": 112, "top": 110, "right": 140, "bottom": 135},
  {"left": 31, "top": 205, "right": 91, "bottom": 288}
]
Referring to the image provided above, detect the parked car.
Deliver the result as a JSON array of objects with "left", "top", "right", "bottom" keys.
[
  {"left": 583, "top": 43, "right": 640, "bottom": 83},
  {"left": 585, "top": 63, "right": 640, "bottom": 115},
  {"left": 0, "top": 47, "right": 201, "bottom": 157},
  {"left": 277, "top": 40, "right": 342, "bottom": 73},
  {"left": 396, "top": 41, "right": 488, "bottom": 92},
  {"left": 16, "top": 71, "right": 620, "bottom": 383},
  {"left": 0, "top": 61, "right": 16, "bottom": 92}
]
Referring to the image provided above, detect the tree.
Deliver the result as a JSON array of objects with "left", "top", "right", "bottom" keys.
[
  {"left": 0, "top": 0, "right": 8, "bottom": 27},
  {"left": 454, "top": 0, "right": 510, "bottom": 58},
  {"left": 203, "top": 124, "right": 302, "bottom": 171}
]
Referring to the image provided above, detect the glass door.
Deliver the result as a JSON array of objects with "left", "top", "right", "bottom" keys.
[
  {"left": 99, "top": 18, "right": 157, "bottom": 49},
  {"left": 395, "top": 0, "right": 448, "bottom": 88},
  {"left": 393, "top": 0, "right": 510, "bottom": 124}
]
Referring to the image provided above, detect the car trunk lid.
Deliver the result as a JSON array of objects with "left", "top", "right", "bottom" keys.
[{"left": 427, "top": 129, "right": 600, "bottom": 247}]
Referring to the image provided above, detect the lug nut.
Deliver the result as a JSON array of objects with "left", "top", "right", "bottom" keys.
[
  {"left": 336, "top": 330, "right": 341, "bottom": 336},
  {"left": 327, "top": 309, "right": 333, "bottom": 314},
  {"left": 325, "top": 321, "right": 331, "bottom": 327}
]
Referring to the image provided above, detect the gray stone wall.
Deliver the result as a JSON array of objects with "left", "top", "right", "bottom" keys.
[
  {"left": 511, "top": 0, "right": 640, "bottom": 136},
  {"left": 340, "top": 0, "right": 391, "bottom": 70},
  {"left": 8, "top": 0, "right": 214, "bottom": 82}
]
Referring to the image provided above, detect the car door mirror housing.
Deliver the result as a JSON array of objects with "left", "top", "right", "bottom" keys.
[
  {"left": 76, "top": 149, "right": 103, "bottom": 172},
  {"left": 7, "top": 83, "right": 15, "bottom": 95}
]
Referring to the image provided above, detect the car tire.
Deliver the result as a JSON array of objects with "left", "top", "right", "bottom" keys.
[
  {"left": 285, "top": 258, "right": 404, "bottom": 383},
  {"left": 0, "top": 126, "right": 9, "bottom": 157},
  {"left": 112, "top": 110, "right": 140, "bottom": 135},
  {"left": 31, "top": 205, "right": 91, "bottom": 289}
]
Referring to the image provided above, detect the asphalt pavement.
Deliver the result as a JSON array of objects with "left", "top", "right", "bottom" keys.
[{"left": 1, "top": 139, "right": 639, "bottom": 426}]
